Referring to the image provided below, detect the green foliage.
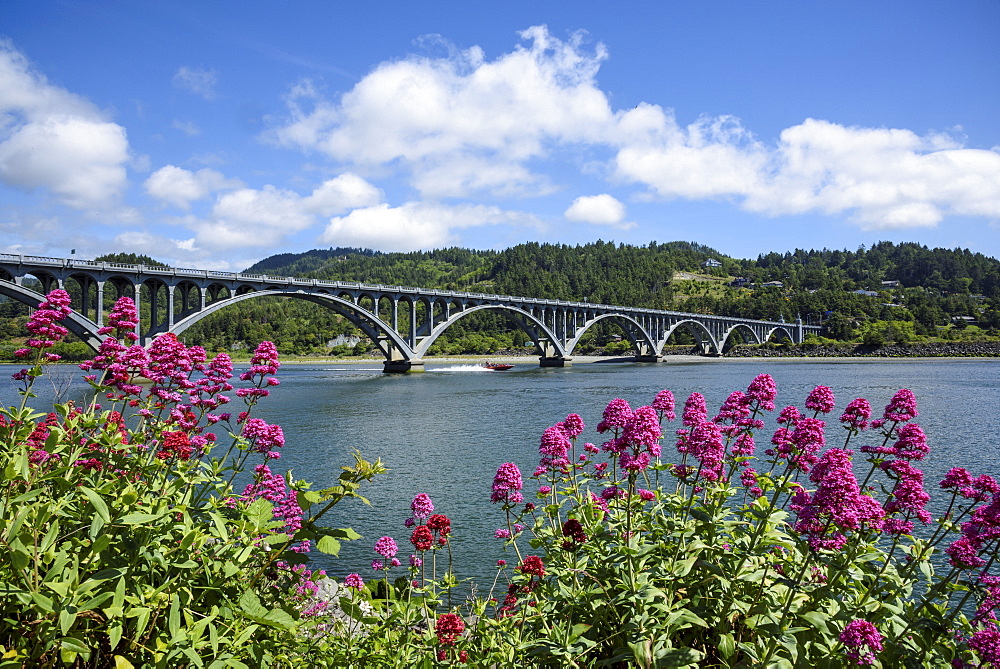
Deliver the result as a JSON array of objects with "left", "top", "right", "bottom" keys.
[
  {"left": 0, "top": 336, "right": 382, "bottom": 667},
  {"left": 94, "top": 253, "right": 169, "bottom": 268}
]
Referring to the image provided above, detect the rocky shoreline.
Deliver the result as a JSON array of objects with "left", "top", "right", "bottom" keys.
[{"left": 722, "top": 341, "right": 1000, "bottom": 358}]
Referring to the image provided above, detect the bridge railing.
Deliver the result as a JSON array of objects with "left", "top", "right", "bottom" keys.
[{"left": 0, "top": 253, "right": 823, "bottom": 332}]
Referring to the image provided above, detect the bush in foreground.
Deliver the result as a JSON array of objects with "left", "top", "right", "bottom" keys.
[{"left": 3, "top": 290, "right": 1000, "bottom": 667}]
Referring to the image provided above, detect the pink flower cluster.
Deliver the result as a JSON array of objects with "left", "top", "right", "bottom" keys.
[
  {"left": 491, "top": 462, "right": 524, "bottom": 506},
  {"left": 24, "top": 288, "right": 72, "bottom": 351},
  {"left": 839, "top": 619, "right": 883, "bottom": 665},
  {"left": 792, "top": 448, "right": 885, "bottom": 551},
  {"left": 241, "top": 463, "right": 306, "bottom": 551}
]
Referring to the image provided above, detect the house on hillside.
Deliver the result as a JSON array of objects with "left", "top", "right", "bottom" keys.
[
  {"left": 729, "top": 277, "right": 751, "bottom": 288},
  {"left": 881, "top": 280, "right": 901, "bottom": 288},
  {"left": 702, "top": 258, "right": 723, "bottom": 268}
]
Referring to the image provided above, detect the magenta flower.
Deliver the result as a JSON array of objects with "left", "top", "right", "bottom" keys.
[
  {"left": 597, "top": 398, "right": 632, "bottom": 432},
  {"left": 731, "top": 432, "right": 755, "bottom": 457},
  {"left": 877, "top": 388, "right": 918, "bottom": 425},
  {"left": 714, "top": 390, "right": 750, "bottom": 423},
  {"left": 562, "top": 413, "right": 585, "bottom": 438},
  {"left": 410, "top": 493, "right": 435, "bottom": 520},
  {"left": 491, "top": 462, "right": 523, "bottom": 506},
  {"left": 539, "top": 423, "right": 572, "bottom": 471},
  {"left": 242, "top": 418, "right": 285, "bottom": 455},
  {"left": 777, "top": 405, "right": 801, "bottom": 425},
  {"left": 892, "top": 423, "right": 929, "bottom": 461},
  {"left": 374, "top": 536, "right": 398, "bottom": 559},
  {"left": 839, "top": 619, "right": 883, "bottom": 665},
  {"left": 240, "top": 463, "right": 305, "bottom": 549},
  {"left": 792, "top": 448, "right": 884, "bottom": 551},
  {"left": 24, "top": 289, "right": 72, "bottom": 349},
  {"left": 652, "top": 389, "right": 676, "bottom": 421},
  {"left": 746, "top": 374, "right": 777, "bottom": 412},
  {"left": 681, "top": 392, "right": 708, "bottom": 427},
  {"left": 620, "top": 405, "right": 663, "bottom": 454},
  {"left": 97, "top": 296, "right": 140, "bottom": 341},
  {"left": 946, "top": 535, "right": 985, "bottom": 569},
  {"left": 969, "top": 624, "right": 1000, "bottom": 666},
  {"left": 840, "top": 398, "right": 872, "bottom": 431},
  {"left": 685, "top": 421, "right": 725, "bottom": 482},
  {"left": 805, "top": 385, "right": 836, "bottom": 414},
  {"left": 881, "top": 459, "right": 931, "bottom": 527},
  {"left": 344, "top": 573, "right": 364, "bottom": 589}
]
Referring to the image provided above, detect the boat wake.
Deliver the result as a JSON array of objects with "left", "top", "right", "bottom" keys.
[{"left": 434, "top": 365, "right": 490, "bottom": 372}]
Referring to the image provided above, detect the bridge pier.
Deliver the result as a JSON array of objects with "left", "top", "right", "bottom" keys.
[
  {"left": 634, "top": 355, "right": 663, "bottom": 363},
  {"left": 383, "top": 359, "right": 425, "bottom": 373},
  {"left": 539, "top": 356, "right": 572, "bottom": 368}
]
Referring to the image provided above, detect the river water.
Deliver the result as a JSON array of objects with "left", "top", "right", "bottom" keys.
[{"left": 4, "top": 357, "right": 999, "bottom": 591}]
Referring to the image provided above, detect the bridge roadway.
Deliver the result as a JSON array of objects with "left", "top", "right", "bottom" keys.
[{"left": 0, "top": 253, "right": 820, "bottom": 373}]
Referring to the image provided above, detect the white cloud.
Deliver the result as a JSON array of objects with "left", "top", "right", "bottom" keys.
[
  {"left": 160, "top": 173, "right": 386, "bottom": 252},
  {"left": 318, "top": 202, "right": 536, "bottom": 252},
  {"left": 172, "top": 66, "right": 218, "bottom": 100},
  {"left": 613, "top": 114, "right": 1000, "bottom": 230},
  {"left": 145, "top": 165, "right": 240, "bottom": 209},
  {"left": 0, "top": 41, "right": 130, "bottom": 209},
  {"left": 302, "top": 173, "right": 383, "bottom": 216},
  {"left": 268, "top": 27, "right": 1000, "bottom": 233},
  {"left": 270, "top": 26, "right": 613, "bottom": 198},
  {"left": 564, "top": 193, "right": 633, "bottom": 229}
]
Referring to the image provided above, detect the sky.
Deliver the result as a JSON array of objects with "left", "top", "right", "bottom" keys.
[{"left": 1, "top": 1, "right": 999, "bottom": 272}]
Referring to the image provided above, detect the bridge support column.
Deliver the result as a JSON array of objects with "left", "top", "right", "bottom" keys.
[
  {"left": 539, "top": 356, "right": 572, "bottom": 368},
  {"left": 634, "top": 355, "right": 663, "bottom": 363},
  {"left": 383, "top": 359, "right": 425, "bottom": 373}
]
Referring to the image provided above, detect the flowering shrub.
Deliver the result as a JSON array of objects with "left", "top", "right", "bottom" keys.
[
  {"left": 4, "top": 290, "right": 1000, "bottom": 667},
  {"left": 479, "top": 375, "right": 1000, "bottom": 667},
  {"left": 0, "top": 292, "right": 381, "bottom": 667}
]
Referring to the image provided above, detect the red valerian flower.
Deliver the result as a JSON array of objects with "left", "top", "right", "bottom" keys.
[
  {"left": 518, "top": 555, "right": 545, "bottom": 577},
  {"left": 410, "top": 525, "right": 433, "bottom": 551},
  {"left": 435, "top": 613, "right": 465, "bottom": 646}
]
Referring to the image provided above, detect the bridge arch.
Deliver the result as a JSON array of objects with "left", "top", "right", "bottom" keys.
[
  {"left": 564, "top": 312, "right": 657, "bottom": 358},
  {"left": 413, "top": 304, "right": 566, "bottom": 362},
  {"left": 0, "top": 280, "right": 103, "bottom": 349},
  {"left": 720, "top": 323, "right": 763, "bottom": 350},
  {"left": 168, "top": 289, "right": 415, "bottom": 365},
  {"left": 663, "top": 319, "right": 721, "bottom": 356},
  {"left": 765, "top": 326, "right": 795, "bottom": 343}
]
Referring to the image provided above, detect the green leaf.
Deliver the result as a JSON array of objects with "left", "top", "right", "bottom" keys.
[
  {"left": 59, "top": 608, "right": 77, "bottom": 635},
  {"left": 801, "top": 610, "right": 831, "bottom": 633},
  {"left": 316, "top": 535, "right": 341, "bottom": 555},
  {"left": 179, "top": 529, "right": 199, "bottom": 550},
  {"left": 80, "top": 487, "right": 111, "bottom": 523},
  {"left": 117, "top": 512, "right": 166, "bottom": 525},
  {"left": 245, "top": 498, "right": 275, "bottom": 531},
  {"left": 168, "top": 594, "right": 181, "bottom": 637},
  {"left": 7, "top": 537, "right": 30, "bottom": 571},
  {"left": 46, "top": 581, "right": 71, "bottom": 597},
  {"left": 718, "top": 632, "right": 735, "bottom": 659}
]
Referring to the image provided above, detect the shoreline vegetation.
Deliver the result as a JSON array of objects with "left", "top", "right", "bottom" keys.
[{"left": 198, "top": 340, "right": 1000, "bottom": 366}]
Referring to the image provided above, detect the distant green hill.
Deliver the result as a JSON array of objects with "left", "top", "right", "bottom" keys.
[{"left": 2, "top": 241, "right": 997, "bottom": 360}]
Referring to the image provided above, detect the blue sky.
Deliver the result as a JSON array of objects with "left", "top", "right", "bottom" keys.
[{"left": 1, "top": 1, "right": 998, "bottom": 271}]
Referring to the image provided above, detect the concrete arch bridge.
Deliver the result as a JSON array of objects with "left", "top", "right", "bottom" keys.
[{"left": 0, "top": 253, "right": 820, "bottom": 373}]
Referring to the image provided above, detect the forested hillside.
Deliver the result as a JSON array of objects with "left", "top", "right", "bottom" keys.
[{"left": 1, "top": 241, "right": 998, "bottom": 359}]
